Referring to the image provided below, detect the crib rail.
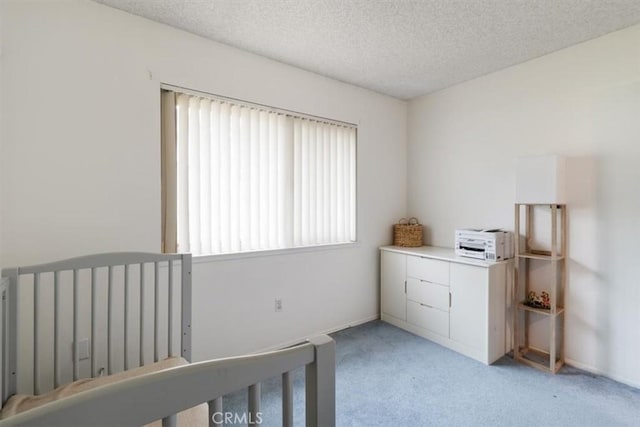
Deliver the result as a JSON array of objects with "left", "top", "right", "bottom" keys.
[
  {"left": 0, "top": 335, "right": 336, "bottom": 427},
  {"left": 1, "top": 252, "right": 192, "bottom": 404}
]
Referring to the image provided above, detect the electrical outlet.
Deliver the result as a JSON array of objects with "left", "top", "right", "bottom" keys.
[{"left": 275, "top": 298, "right": 283, "bottom": 312}]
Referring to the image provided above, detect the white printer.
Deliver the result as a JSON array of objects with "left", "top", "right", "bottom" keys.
[{"left": 455, "top": 228, "right": 514, "bottom": 262}]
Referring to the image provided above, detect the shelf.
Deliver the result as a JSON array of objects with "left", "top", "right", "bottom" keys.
[
  {"left": 513, "top": 202, "right": 566, "bottom": 375},
  {"left": 515, "top": 203, "right": 565, "bottom": 208},
  {"left": 517, "top": 252, "right": 564, "bottom": 261},
  {"left": 516, "top": 302, "right": 564, "bottom": 316},
  {"left": 515, "top": 346, "right": 563, "bottom": 374}
]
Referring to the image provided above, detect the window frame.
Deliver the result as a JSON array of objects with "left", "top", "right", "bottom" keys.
[{"left": 161, "top": 84, "right": 359, "bottom": 258}]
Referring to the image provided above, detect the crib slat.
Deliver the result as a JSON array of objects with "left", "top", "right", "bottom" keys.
[
  {"left": 33, "top": 273, "right": 40, "bottom": 395},
  {"left": 107, "top": 266, "right": 113, "bottom": 375},
  {"left": 248, "top": 383, "right": 261, "bottom": 420},
  {"left": 209, "top": 397, "right": 223, "bottom": 427},
  {"left": 1, "top": 278, "right": 9, "bottom": 403},
  {"left": 73, "top": 269, "right": 80, "bottom": 381},
  {"left": 139, "top": 263, "right": 145, "bottom": 367},
  {"left": 124, "top": 264, "right": 130, "bottom": 371},
  {"left": 168, "top": 260, "right": 174, "bottom": 357},
  {"left": 91, "top": 267, "right": 97, "bottom": 377},
  {"left": 282, "top": 371, "right": 293, "bottom": 427},
  {"left": 181, "top": 255, "right": 192, "bottom": 362},
  {"left": 4, "top": 270, "right": 18, "bottom": 401},
  {"left": 154, "top": 261, "right": 159, "bottom": 362},
  {"left": 53, "top": 272, "right": 60, "bottom": 388},
  {"left": 162, "top": 414, "right": 177, "bottom": 427}
]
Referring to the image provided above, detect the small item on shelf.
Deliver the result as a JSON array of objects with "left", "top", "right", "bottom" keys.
[
  {"left": 393, "top": 217, "right": 423, "bottom": 247},
  {"left": 526, "top": 291, "right": 551, "bottom": 309}
]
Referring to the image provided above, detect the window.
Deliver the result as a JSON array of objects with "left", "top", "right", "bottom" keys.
[{"left": 161, "top": 88, "right": 357, "bottom": 256}]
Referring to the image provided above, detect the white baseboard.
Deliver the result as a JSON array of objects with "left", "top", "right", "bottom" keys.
[
  {"left": 565, "top": 357, "right": 640, "bottom": 389},
  {"left": 253, "top": 314, "right": 380, "bottom": 354}
]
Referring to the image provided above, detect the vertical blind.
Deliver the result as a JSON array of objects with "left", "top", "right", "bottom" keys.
[{"left": 162, "top": 90, "right": 357, "bottom": 256}]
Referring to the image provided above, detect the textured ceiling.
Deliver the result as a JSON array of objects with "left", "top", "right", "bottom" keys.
[{"left": 93, "top": 0, "right": 640, "bottom": 99}]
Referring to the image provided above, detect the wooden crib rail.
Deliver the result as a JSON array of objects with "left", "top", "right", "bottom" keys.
[
  {"left": 1, "top": 335, "right": 336, "bottom": 427},
  {"left": 3, "top": 252, "right": 187, "bottom": 275}
]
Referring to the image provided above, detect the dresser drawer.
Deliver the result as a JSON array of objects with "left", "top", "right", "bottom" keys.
[
  {"left": 407, "top": 300, "right": 449, "bottom": 337},
  {"left": 406, "top": 256, "right": 450, "bottom": 285},
  {"left": 406, "top": 277, "right": 449, "bottom": 311}
]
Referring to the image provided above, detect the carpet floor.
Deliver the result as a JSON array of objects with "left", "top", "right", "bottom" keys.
[{"left": 224, "top": 321, "right": 640, "bottom": 426}]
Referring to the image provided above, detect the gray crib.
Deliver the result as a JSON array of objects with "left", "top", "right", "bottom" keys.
[{"left": 0, "top": 252, "right": 335, "bottom": 426}]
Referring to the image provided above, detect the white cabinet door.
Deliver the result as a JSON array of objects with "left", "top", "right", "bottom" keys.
[
  {"left": 381, "top": 251, "right": 406, "bottom": 321},
  {"left": 449, "top": 263, "right": 488, "bottom": 352}
]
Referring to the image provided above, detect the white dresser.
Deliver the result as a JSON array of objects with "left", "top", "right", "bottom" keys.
[{"left": 380, "top": 245, "right": 508, "bottom": 364}]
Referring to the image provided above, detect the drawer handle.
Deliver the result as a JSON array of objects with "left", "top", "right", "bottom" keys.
[
  {"left": 419, "top": 303, "right": 433, "bottom": 309},
  {"left": 419, "top": 279, "right": 449, "bottom": 288}
]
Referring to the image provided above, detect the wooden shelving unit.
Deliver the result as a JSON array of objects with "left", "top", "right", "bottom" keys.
[{"left": 513, "top": 203, "right": 566, "bottom": 373}]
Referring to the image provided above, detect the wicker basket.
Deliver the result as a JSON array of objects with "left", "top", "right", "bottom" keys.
[{"left": 393, "top": 217, "right": 423, "bottom": 247}]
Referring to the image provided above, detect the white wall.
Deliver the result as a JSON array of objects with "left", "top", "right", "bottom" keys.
[
  {"left": 0, "top": 0, "right": 407, "bottom": 361},
  {"left": 408, "top": 24, "right": 640, "bottom": 386}
]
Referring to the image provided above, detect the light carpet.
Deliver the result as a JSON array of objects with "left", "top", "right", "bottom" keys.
[{"left": 224, "top": 321, "right": 640, "bottom": 426}]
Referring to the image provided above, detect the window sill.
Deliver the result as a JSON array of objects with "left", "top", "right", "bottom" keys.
[{"left": 191, "top": 241, "right": 360, "bottom": 264}]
